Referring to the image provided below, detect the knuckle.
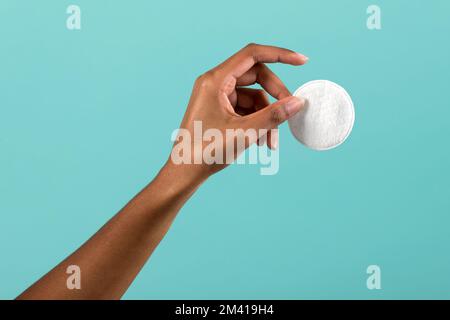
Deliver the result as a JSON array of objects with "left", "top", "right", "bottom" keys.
[
  {"left": 194, "top": 74, "right": 204, "bottom": 84},
  {"left": 270, "top": 106, "right": 286, "bottom": 125},
  {"left": 195, "top": 71, "right": 216, "bottom": 89},
  {"left": 245, "top": 42, "right": 258, "bottom": 52}
]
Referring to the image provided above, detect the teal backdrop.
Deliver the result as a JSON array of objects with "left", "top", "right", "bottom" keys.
[{"left": 1, "top": 0, "right": 449, "bottom": 299}]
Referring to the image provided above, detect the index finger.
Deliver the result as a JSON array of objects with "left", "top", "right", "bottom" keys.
[{"left": 216, "top": 43, "right": 308, "bottom": 79}]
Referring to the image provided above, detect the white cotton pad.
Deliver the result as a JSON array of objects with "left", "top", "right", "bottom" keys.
[{"left": 288, "top": 80, "right": 355, "bottom": 151}]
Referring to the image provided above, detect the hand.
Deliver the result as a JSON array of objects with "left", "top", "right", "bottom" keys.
[
  {"left": 170, "top": 43, "right": 308, "bottom": 179},
  {"left": 16, "top": 43, "right": 309, "bottom": 300}
]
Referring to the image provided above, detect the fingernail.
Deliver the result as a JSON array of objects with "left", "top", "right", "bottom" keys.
[
  {"left": 296, "top": 53, "right": 309, "bottom": 62},
  {"left": 270, "top": 130, "right": 279, "bottom": 150},
  {"left": 284, "top": 97, "right": 305, "bottom": 116}
]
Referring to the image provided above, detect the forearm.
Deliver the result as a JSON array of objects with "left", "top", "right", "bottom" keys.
[{"left": 17, "top": 161, "right": 206, "bottom": 300}]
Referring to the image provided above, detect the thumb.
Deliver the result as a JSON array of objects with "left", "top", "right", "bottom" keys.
[{"left": 244, "top": 96, "right": 305, "bottom": 130}]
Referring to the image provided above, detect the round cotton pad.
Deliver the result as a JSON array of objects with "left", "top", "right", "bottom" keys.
[{"left": 288, "top": 80, "right": 355, "bottom": 151}]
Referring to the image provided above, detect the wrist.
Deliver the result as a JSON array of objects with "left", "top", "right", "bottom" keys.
[{"left": 159, "top": 159, "right": 209, "bottom": 193}]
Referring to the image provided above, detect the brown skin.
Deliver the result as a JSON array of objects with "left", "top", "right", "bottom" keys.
[{"left": 17, "top": 44, "right": 307, "bottom": 300}]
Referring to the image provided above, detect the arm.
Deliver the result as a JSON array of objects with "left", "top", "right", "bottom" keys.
[
  {"left": 17, "top": 44, "right": 307, "bottom": 300},
  {"left": 17, "top": 161, "right": 206, "bottom": 299}
]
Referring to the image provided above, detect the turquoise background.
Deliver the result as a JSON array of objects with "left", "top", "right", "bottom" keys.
[{"left": 1, "top": 0, "right": 449, "bottom": 299}]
